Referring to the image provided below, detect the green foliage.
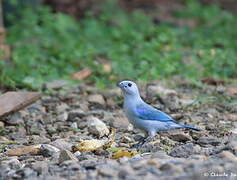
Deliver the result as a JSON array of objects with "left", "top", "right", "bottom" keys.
[{"left": 1, "top": 0, "right": 237, "bottom": 89}]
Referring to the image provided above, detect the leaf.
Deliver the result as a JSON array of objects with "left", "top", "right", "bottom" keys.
[
  {"left": 111, "top": 149, "right": 138, "bottom": 159},
  {"left": 72, "top": 128, "right": 116, "bottom": 152},
  {"left": 71, "top": 68, "right": 92, "bottom": 80},
  {"left": 226, "top": 85, "right": 237, "bottom": 95},
  {"left": 6, "top": 145, "right": 41, "bottom": 156},
  {"left": 201, "top": 78, "right": 225, "bottom": 85}
]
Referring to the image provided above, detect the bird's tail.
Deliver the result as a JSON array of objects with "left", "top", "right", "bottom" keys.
[{"left": 180, "top": 124, "right": 202, "bottom": 131}]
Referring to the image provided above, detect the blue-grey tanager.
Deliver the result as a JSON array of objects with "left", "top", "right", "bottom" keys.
[{"left": 117, "top": 80, "right": 200, "bottom": 144}]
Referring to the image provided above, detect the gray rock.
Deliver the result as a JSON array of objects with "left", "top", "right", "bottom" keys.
[
  {"left": 67, "top": 109, "right": 85, "bottom": 121},
  {"left": 87, "top": 116, "right": 109, "bottom": 137},
  {"left": 106, "top": 111, "right": 130, "bottom": 129},
  {"left": 6, "top": 112, "right": 24, "bottom": 125},
  {"left": 74, "top": 151, "right": 81, "bottom": 158},
  {"left": 97, "top": 164, "right": 118, "bottom": 177},
  {"left": 71, "top": 122, "right": 78, "bottom": 129},
  {"left": 0, "top": 157, "right": 22, "bottom": 169},
  {"left": 29, "top": 135, "right": 51, "bottom": 144},
  {"left": 57, "top": 112, "right": 68, "bottom": 121},
  {"left": 168, "top": 131, "right": 192, "bottom": 142},
  {"left": 159, "top": 163, "right": 183, "bottom": 174},
  {"left": 217, "top": 151, "right": 237, "bottom": 162},
  {"left": 16, "top": 167, "right": 37, "bottom": 178},
  {"left": 32, "top": 161, "right": 49, "bottom": 175},
  {"left": 197, "top": 137, "right": 222, "bottom": 146},
  {"left": 146, "top": 84, "right": 177, "bottom": 97},
  {"left": 56, "top": 103, "right": 70, "bottom": 113},
  {"left": 118, "top": 165, "right": 135, "bottom": 179},
  {"left": 169, "top": 143, "right": 202, "bottom": 158},
  {"left": 87, "top": 94, "right": 105, "bottom": 105},
  {"left": 59, "top": 150, "right": 78, "bottom": 163},
  {"left": 40, "top": 144, "right": 60, "bottom": 157},
  {"left": 50, "top": 139, "right": 73, "bottom": 151}
]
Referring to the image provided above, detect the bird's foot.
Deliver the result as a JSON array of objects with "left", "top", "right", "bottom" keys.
[{"left": 132, "top": 136, "right": 156, "bottom": 149}]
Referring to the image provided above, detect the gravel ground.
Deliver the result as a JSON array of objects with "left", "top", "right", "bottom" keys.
[{"left": 0, "top": 80, "right": 237, "bottom": 180}]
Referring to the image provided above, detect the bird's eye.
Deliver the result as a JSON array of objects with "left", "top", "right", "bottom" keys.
[{"left": 128, "top": 83, "right": 132, "bottom": 87}]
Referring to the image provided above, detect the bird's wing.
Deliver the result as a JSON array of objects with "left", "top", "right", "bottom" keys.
[{"left": 135, "top": 103, "right": 175, "bottom": 122}]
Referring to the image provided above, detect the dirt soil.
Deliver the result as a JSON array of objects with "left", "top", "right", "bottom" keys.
[{"left": 0, "top": 79, "right": 237, "bottom": 180}]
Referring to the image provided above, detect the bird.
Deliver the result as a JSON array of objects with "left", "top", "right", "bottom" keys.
[{"left": 117, "top": 80, "right": 201, "bottom": 146}]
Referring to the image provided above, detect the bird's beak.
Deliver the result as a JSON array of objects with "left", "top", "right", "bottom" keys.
[{"left": 116, "top": 82, "right": 122, "bottom": 88}]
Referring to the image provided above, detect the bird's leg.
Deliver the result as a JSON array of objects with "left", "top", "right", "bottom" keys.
[
  {"left": 142, "top": 131, "right": 156, "bottom": 145},
  {"left": 133, "top": 131, "right": 156, "bottom": 148}
]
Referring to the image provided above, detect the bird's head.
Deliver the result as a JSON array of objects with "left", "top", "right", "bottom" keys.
[{"left": 117, "top": 80, "right": 140, "bottom": 97}]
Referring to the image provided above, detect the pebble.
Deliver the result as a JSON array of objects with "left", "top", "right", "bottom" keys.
[
  {"left": 40, "top": 144, "right": 60, "bottom": 157},
  {"left": 5, "top": 112, "right": 24, "bottom": 125},
  {"left": 58, "top": 150, "right": 79, "bottom": 163},
  {"left": 87, "top": 94, "right": 105, "bottom": 105},
  {"left": 50, "top": 139, "right": 73, "bottom": 151},
  {"left": 87, "top": 116, "right": 109, "bottom": 137},
  {"left": 197, "top": 137, "right": 222, "bottom": 146},
  {"left": 67, "top": 109, "right": 85, "bottom": 121},
  {"left": 168, "top": 131, "right": 192, "bottom": 142},
  {"left": 169, "top": 143, "right": 202, "bottom": 158}
]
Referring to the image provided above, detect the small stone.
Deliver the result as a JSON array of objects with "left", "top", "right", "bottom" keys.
[
  {"left": 74, "top": 151, "right": 81, "bottom": 158},
  {"left": 97, "top": 165, "right": 118, "bottom": 177},
  {"left": 218, "top": 151, "right": 237, "bottom": 162},
  {"left": 87, "top": 94, "right": 105, "bottom": 105},
  {"left": 170, "top": 143, "right": 202, "bottom": 158},
  {"left": 146, "top": 85, "right": 177, "bottom": 97},
  {"left": 106, "top": 111, "right": 129, "bottom": 129},
  {"left": 159, "top": 163, "right": 183, "bottom": 173},
  {"left": 147, "top": 159, "right": 160, "bottom": 167},
  {"left": 29, "top": 135, "right": 51, "bottom": 144},
  {"left": 0, "top": 136, "right": 10, "bottom": 143},
  {"left": 87, "top": 116, "right": 109, "bottom": 137},
  {"left": 17, "top": 167, "right": 37, "bottom": 178},
  {"left": 50, "top": 139, "right": 73, "bottom": 151},
  {"left": 40, "top": 144, "right": 60, "bottom": 157},
  {"left": 1, "top": 157, "right": 22, "bottom": 169},
  {"left": 59, "top": 150, "right": 78, "bottom": 163},
  {"left": 121, "top": 136, "right": 134, "bottom": 143},
  {"left": 197, "top": 137, "right": 222, "bottom": 146},
  {"left": 168, "top": 131, "right": 192, "bottom": 142},
  {"left": 56, "top": 103, "right": 70, "bottom": 113},
  {"left": 0, "top": 121, "right": 4, "bottom": 127},
  {"left": 118, "top": 165, "right": 135, "bottom": 178},
  {"left": 57, "top": 112, "right": 68, "bottom": 121},
  {"left": 6, "top": 112, "right": 24, "bottom": 125},
  {"left": 32, "top": 161, "right": 49, "bottom": 175},
  {"left": 67, "top": 109, "right": 85, "bottom": 121},
  {"left": 71, "top": 122, "right": 78, "bottom": 129}
]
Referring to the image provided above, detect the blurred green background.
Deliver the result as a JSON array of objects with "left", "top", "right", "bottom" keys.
[{"left": 0, "top": 0, "right": 237, "bottom": 89}]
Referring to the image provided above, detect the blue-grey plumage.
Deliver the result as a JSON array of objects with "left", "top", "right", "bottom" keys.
[{"left": 117, "top": 80, "right": 201, "bottom": 140}]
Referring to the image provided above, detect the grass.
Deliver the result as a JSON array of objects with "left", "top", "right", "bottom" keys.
[{"left": 0, "top": 0, "right": 237, "bottom": 89}]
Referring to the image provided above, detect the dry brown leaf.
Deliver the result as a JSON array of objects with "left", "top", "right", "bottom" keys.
[
  {"left": 72, "top": 139, "right": 107, "bottom": 152},
  {"left": 72, "top": 128, "right": 116, "bottom": 152},
  {"left": 71, "top": 68, "right": 92, "bottom": 80},
  {"left": 101, "top": 62, "right": 112, "bottom": 73},
  {"left": 227, "top": 114, "right": 237, "bottom": 121},
  {"left": 226, "top": 85, "right": 237, "bottom": 95},
  {"left": 6, "top": 145, "right": 41, "bottom": 156},
  {"left": 201, "top": 78, "right": 225, "bottom": 85},
  {"left": 111, "top": 149, "right": 138, "bottom": 159}
]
